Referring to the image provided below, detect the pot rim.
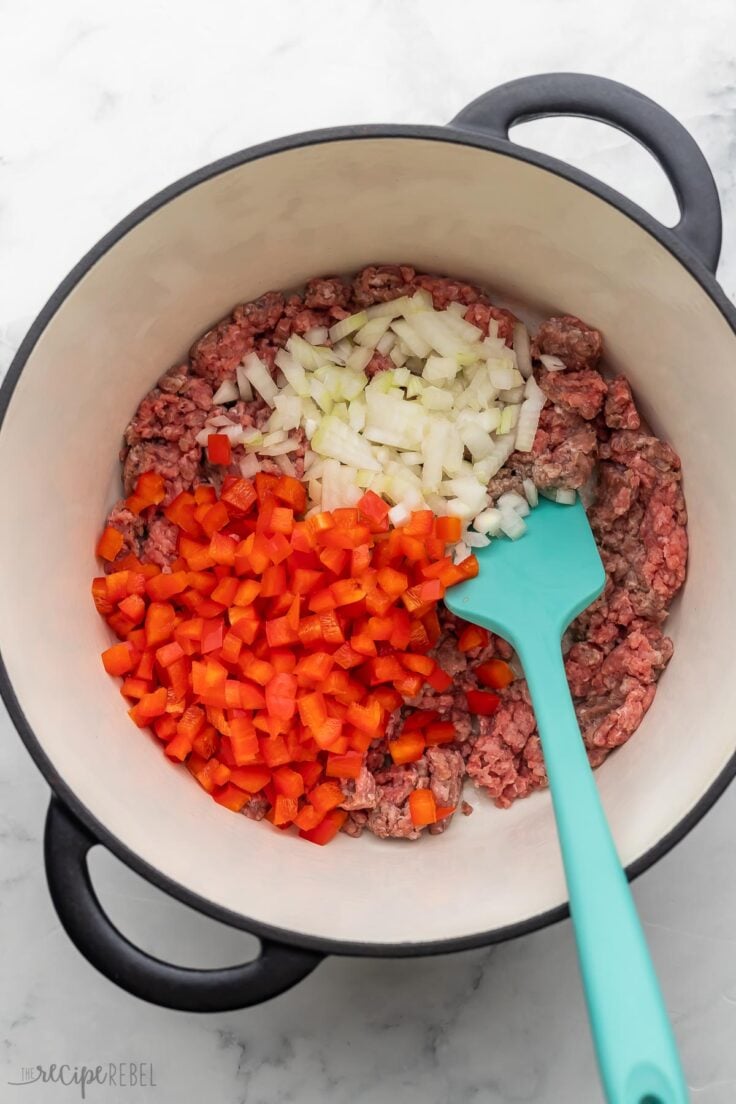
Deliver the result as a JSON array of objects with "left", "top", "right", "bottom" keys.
[{"left": 2, "top": 121, "right": 735, "bottom": 958}]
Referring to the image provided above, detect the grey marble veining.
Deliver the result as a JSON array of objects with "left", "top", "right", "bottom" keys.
[{"left": 3, "top": 1, "right": 736, "bottom": 1101}]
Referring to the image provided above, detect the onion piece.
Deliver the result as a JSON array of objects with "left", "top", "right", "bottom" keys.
[
  {"left": 239, "top": 454, "right": 260, "bottom": 478},
  {"left": 242, "top": 352, "right": 278, "bottom": 406},
  {"left": 273, "top": 453, "right": 296, "bottom": 476},
  {"left": 212, "top": 379, "right": 239, "bottom": 404},
  {"left": 540, "top": 354, "right": 567, "bottom": 372},
  {"left": 515, "top": 374, "right": 545, "bottom": 453},
  {"left": 354, "top": 315, "right": 392, "bottom": 347},
  {"left": 236, "top": 362, "right": 254, "bottom": 401},
  {"left": 304, "top": 326, "right": 329, "bottom": 345},
  {"left": 513, "top": 322, "right": 532, "bottom": 379},
  {"left": 523, "top": 478, "right": 538, "bottom": 507},
  {"left": 311, "top": 415, "right": 380, "bottom": 471},
  {"left": 328, "top": 312, "right": 368, "bottom": 343}
]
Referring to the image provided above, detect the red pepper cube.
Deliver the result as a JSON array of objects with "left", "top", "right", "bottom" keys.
[
  {"left": 434, "top": 515, "right": 462, "bottom": 543},
  {"left": 475, "top": 659, "right": 515, "bottom": 689},
  {"left": 96, "top": 526, "right": 124, "bottom": 562},
  {"left": 207, "top": 433, "right": 232, "bottom": 466},
  {"left": 299, "top": 808, "right": 347, "bottom": 845},
  {"left": 201, "top": 501, "right": 230, "bottom": 538},
  {"left": 144, "top": 601, "right": 176, "bottom": 648},
  {"left": 209, "top": 530, "right": 237, "bottom": 567},
  {"left": 213, "top": 783, "right": 249, "bottom": 812},
  {"left": 134, "top": 471, "right": 166, "bottom": 507},
  {"left": 409, "top": 789, "right": 437, "bottom": 827},
  {"left": 101, "top": 641, "right": 137, "bottom": 677},
  {"left": 272, "top": 766, "right": 305, "bottom": 799},
  {"left": 465, "top": 689, "right": 502, "bottom": 716},
  {"left": 458, "top": 624, "right": 490, "bottom": 653},
  {"left": 426, "top": 721, "right": 457, "bottom": 745},
  {"left": 389, "top": 732, "right": 425, "bottom": 764},
  {"left": 426, "top": 665, "right": 453, "bottom": 693},
  {"left": 220, "top": 477, "right": 257, "bottom": 514},
  {"left": 325, "top": 751, "right": 363, "bottom": 780}
]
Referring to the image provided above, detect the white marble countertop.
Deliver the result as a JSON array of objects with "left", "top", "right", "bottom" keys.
[{"left": 3, "top": 2, "right": 736, "bottom": 1101}]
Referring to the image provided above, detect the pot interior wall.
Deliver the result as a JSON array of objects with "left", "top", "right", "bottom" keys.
[{"left": 1, "top": 136, "right": 734, "bottom": 946}]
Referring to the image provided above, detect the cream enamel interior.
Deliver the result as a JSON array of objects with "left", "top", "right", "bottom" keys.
[{"left": 1, "top": 136, "right": 735, "bottom": 947}]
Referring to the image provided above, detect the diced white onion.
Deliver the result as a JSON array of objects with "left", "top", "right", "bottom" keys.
[
  {"left": 212, "top": 379, "right": 239, "bottom": 404},
  {"left": 239, "top": 454, "right": 260, "bottom": 478},
  {"left": 242, "top": 352, "right": 278, "bottom": 406},
  {"left": 464, "top": 530, "right": 491, "bottom": 548},
  {"left": 273, "top": 453, "right": 296, "bottom": 476},
  {"left": 388, "top": 503, "right": 411, "bottom": 527},
  {"left": 474, "top": 508, "right": 503, "bottom": 536},
  {"left": 513, "top": 322, "right": 532, "bottom": 379},
  {"left": 328, "top": 312, "right": 368, "bottom": 343},
  {"left": 515, "top": 373, "right": 546, "bottom": 453},
  {"left": 498, "top": 491, "right": 530, "bottom": 517},
  {"left": 523, "top": 478, "right": 538, "bottom": 507},
  {"left": 304, "top": 326, "right": 329, "bottom": 345},
  {"left": 540, "top": 354, "right": 567, "bottom": 372},
  {"left": 236, "top": 361, "right": 254, "bottom": 401},
  {"left": 376, "top": 332, "right": 396, "bottom": 355},
  {"left": 499, "top": 510, "right": 527, "bottom": 539},
  {"left": 354, "top": 315, "right": 392, "bottom": 347}
]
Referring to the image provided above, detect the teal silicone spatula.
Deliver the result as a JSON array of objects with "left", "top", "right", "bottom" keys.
[{"left": 445, "top": 496, "right": 688, "bottom": 1104}]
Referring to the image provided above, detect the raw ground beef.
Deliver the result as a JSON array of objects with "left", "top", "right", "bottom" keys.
[{"left": 103, "top": 267, "right": 687, "bottom": 839}]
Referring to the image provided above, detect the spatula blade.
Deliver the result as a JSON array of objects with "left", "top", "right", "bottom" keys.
[{"left": 444, "top": 497, "right": 605, "bottom": 646}]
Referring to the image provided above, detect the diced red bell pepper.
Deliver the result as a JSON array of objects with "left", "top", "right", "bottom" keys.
[
  {"left": 229, "top": 716, "right": 260, "bottom": 765},
  {"left": 389, "top": 732, "right": 425, "bottom": 764},
  {"left": 207, "top": 433, "right": 232, "bottom": 466},
  {"left": 345, "top": 698, "right": 382, "bottom": 735},
  {"left": 220, "top": 477, "right": 257, "bottom": 514},
  {"left": 101, "top": 641, "right": 137, "bottom": 676},
  {"left": 400, "top": 652, "right": 435, "bottom": 676},
  {"left": 404, "top": 510, "right": 433, "bottom": 538},
  {"left": 434, "top": 515, "right": 462, "bottom": 543},
  {"left": 297, "top": 691, "right": 327, "bottom": 731},
  {"left": 311, "top": 716, "right": 343, "bottom": 750},
  {"left": 457, "top": 624, "right": 490, "bottom": 653},
  {"left": 156, "top": 641, "right": 184, "bottom": 668},
  {"left": 299, "top": 808, "right": 347, "bottom": 844},
  {"left": 118, "top": 593, "right": 145, "bottom": 625},
  {"left": 475, "top": 659, "right": 515, "bottom": 689},
  {"left": 402, "top": 709, "right": 439, "bottom": 733},
  {"left": 265, "top": 672, "right": 297, "bottom": 720},
  {"left": 230, "top": 765, "right": 271, "bottom": 792},
  {"left": 426, "top": 665, "right": 453, "bottom": 692},
  {"left": 294, "top": 804, "right": 324, "bottom": 832},
  {"left": 426, "top": 721, "right": 456, "bottom": 745},
  {"left": 273, "top": 474, "right": 307, "bottom": 512},
  {"left": 376, "top": 566, "right": 408, "bottom": 598},
  {"left": 465, "top": 689, "right": 502, "bottom": 715},
  {"left": 201, "top": 618, "right": 225, "bottom": 654},
  {"left": 309, "top": 780, "right": 345, "bottom": 815},
  {"left": 164, "top": 732, "right": 193, "bottom": 761},
  {"left": 272, "top": 766, "right": 305, "bottom": 799},
  {"left": 394, "top": 673, "right": 424, "bottom": 698},
  {"left": 192, "top": 724, "right": 218, "bottom": 759},
  {"left": 144, "top": 602, "right": 176, "bottom": 647},
  {"left": 213, "top": 783, "right": 250, "bottom": 812},
  {"left": 373, "top": 686, "right": 403, "bottom": 714},
  {"left": 325, "top": 750, "right": 363, "bottom": 780},
  {"left": 294, "top": 651, "right": 334, "bottom": 683},
  {"left": 408, "top": 789, "right": 436, "bottom": 827},
  {"left": 96, "top": 526, "right": 124, "bottom": 562},
  {"left": 120, "top": 676, "right": 150, "bottom": 700},
  {"left": 370, "top": 655, "right": 405, "bottom": 684}
]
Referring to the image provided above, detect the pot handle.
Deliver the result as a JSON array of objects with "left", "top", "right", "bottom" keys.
[
  {"left": 450, "top": 73, "right": 722, "bottom": 273},
  {"left": 44, "top": 798, "right": 323, "bottom": 1012}
]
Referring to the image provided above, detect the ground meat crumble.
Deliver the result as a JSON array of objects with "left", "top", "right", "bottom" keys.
[{"left": 104, "top": 267, "right": 687, "bottom": 840}]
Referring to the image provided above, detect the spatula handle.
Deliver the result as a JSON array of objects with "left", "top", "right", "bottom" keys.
[{"left": 517, "top": 630, "right": 689, "bottom": 1104}]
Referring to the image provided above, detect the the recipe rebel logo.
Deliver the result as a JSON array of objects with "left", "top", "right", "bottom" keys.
[{"left": 7, "top": 1062, "right": 157, "bottom": 1099}]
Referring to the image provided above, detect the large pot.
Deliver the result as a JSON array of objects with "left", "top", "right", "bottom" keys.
[{"left": 1, "top": 73, "right": 733, "bottom": 1013}]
